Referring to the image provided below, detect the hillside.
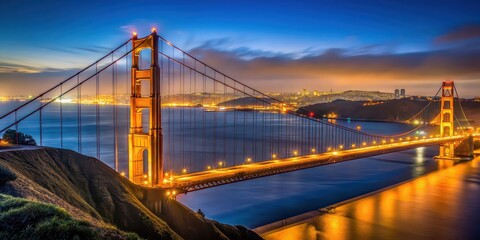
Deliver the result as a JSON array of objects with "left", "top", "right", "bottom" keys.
[
  {"left": 303, "top": 99, "right": 480, "bottom": 125},
  {"left": 0, "top": 147, "right": 262, "bottom": 240}
]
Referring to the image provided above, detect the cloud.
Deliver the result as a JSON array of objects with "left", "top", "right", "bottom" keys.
[
  {"left": 435, "top": 24, "right": 480, "bottom": 44},
  {"left": 76, "top": 45, "right": 111, "bottom": 53},
  {"left": 186, "top": 42, "right": 480, "bottom": 96},
  {"left": 0, "top": 62, "right": 44, "bottom": 73}
]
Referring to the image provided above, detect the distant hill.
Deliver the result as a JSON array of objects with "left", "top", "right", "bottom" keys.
[
  {"left": 302, "top": 99, "right": 480, "bottom": 125},
  {"left": 217, "top": 97, "right": 274, "bottom": 107},
  {"left": 0, "top": 148, "right": 262, "bottom": 240}
]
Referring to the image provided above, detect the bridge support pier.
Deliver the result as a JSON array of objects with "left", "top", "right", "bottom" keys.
[
  {"left": 435, "top": 81, "right": 472, "bottom": 161},
  {"left": 128, "top": 30, "right": 163, "bottom": 187}
]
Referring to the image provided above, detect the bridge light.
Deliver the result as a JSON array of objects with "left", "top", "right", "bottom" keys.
[
  {"left": 311, "top": 148, "right": 316, "bottom": 153},
  {"left": 218, "top": 161, "right": 223, "bottom": 167},
  {"left": 415, "top": 136, "right": 419, "bottom": 140},
  {"left": 272, "top": 154, "right": 277, "bottom": 159},
  {"left": 246, "top": 157, "right": 252, "bottom": 163},
  {"left": 143, "top": 180, "right": 148, "bottom": 185},
  {"left": 132, "top": 32, "right": 137, "bottom": 37},
  {"left": 339, "top": 145, "right": 344, "bottom": 150},
  {"left": 327, "top": 147, "right": 332, "bottom": 151},
  {"left": 207, "top": 165, "right": 211, "bottom": 170},
  {"left": 399, "top": 138, "right": 403, "bottom": 141},
  {"left": 120, "top": 171, "right": 125, "bottom": 177},
  {"left": 172, "top": 190, "right": 176, "bottom": 195},
  {"left": 382, "top": 140, "right": 386, "bottom": 144},
  {"left": 373, "top": 141, "right": 377, "bottom": 145},
  {"left": 182, "top": 168, "right": 187, "bottom": 174},
  {"left": 151, "top": 27, "right": 157, "bottom": 33},
  {"left": 293, "top": 150, "right": 298, "bottom": 156},
  {"left": 351, "top": 144, "right": 356, "bottom": 148},
  {"left": 143, "top": 174, "right": 148, "bottom": 179},
  {"left": 362, "top": 142, "right": 367, "bottom": 146},
  {"left": 332, "top": 151, "right": 339, "bottom": 156},
  {"left": 166, "top": 191, "right": 171, "bottom": 196},
  {"left": 356, "top": 125, "right": 362, "bottom": 130}
]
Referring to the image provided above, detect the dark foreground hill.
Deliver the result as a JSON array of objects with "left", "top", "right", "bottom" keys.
[{"left": 0, "top": 147, "right": 262, "bottom": 240}]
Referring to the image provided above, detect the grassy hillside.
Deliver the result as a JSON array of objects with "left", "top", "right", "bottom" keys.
[
  {"left": 0, "top": 194, "right": 141, "bottom": 240},
  {"left": 0, "top": 148, "right": 262, "bottom": 240}
]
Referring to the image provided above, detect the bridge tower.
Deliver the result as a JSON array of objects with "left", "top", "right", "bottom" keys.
[
  {"left": 438, "top": 81, "right": 455, "bottom": 158},
  {"left": 128, "top": 30, "right": 163, "bottom": 187}
]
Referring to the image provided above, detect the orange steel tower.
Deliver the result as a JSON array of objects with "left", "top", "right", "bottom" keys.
[
  {"left": 438, "top": 81, "right": 455, "bottom": 158},
  {"left": 128, "top": 30, "right": 163, "bottom": 186}
]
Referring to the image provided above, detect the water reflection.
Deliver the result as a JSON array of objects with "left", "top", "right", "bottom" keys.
[{"left": 262, "top": 157, "right": 480, "bottom": 240}]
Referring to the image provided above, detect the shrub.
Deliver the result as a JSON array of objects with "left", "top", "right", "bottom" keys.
[
  {"left": 0, "top": 165, "right": 17, "bottom": 185},
  {"left": 2, "top": 129, "right": 37, "bottom": 146},
  {"left": 197, "top": 208, "right": 205, "bottom": 218}
]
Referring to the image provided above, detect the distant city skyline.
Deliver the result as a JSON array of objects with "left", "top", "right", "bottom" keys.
[{"left": 1, "top": 0, "right": 480, "bottom": 97}]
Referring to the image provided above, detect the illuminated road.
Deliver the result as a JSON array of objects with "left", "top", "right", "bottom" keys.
[{"left": 165, "top": 135, "right": 473, "bottom": 193}]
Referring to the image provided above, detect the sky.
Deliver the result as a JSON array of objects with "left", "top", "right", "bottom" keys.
[{"left": 1, "top": 0, "right": 480, "bottom": 97}]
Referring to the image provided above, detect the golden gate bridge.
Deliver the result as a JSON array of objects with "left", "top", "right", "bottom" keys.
[{"left": 0, "top": 29, "right": 476, "bottom": 196}]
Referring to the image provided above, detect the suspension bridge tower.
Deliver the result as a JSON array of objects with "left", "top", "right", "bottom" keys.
[
  {"left": 128, "top": 30, "right": 163, "bottom": 187},
  {"left": 438, "top": 81, "right": 455, "bottom": 158}
]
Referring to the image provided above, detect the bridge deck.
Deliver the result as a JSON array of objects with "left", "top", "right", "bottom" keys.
[{"left": 164, "top": 135, "right": 469, "bottom": 193}]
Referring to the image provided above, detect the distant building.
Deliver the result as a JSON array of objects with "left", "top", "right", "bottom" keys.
[
  {"left": 400, "top": 89, "right": 406, "bottom": 98},
  {"left": 394, "top": 89, "right": 400, "bottom": 99}
]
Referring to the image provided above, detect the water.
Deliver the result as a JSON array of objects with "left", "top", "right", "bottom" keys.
[
  {"left": 1, "top": 100, "right": 416, "bottom": 174},
  {"left": 0, "top": 100, "right": 460, "bottom": 233},
  {"left": 261, "top": 157, "right": 480, "bottom": 240}
]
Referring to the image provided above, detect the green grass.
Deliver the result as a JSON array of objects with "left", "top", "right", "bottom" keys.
[{"left": 0, "top": 194, "right": 143, "bottom": 240}]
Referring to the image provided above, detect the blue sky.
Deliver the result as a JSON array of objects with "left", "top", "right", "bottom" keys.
[{"left": 1, "top": 0, "right": 480, "bottom": 96}]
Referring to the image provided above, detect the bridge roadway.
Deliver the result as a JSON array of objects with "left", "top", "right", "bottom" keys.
[{"left": 164, "top": 135, "right": 473, "bottom": 194}]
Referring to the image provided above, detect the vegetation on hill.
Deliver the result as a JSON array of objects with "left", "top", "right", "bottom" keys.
[
  {"left": 303, "top": 99, "right": 480, "bottom": 125},
  {"left": 0, "top": 148, "right": 262, "bottom": 240},
  {"left": 0, "top": 194, "right": 142, "bottom": 240},
  {"left": 1, "top": 129, "right": 37, "bottom": 145}
]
